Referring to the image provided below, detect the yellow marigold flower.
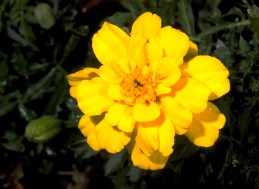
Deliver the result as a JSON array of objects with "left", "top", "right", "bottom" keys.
[{"left": 67, "top": 12, "right": 230, "bottom": 170}]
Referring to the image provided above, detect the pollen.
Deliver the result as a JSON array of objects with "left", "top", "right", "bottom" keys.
[{"left": 120, "top": 67, "right": 159, "bottom": 105}]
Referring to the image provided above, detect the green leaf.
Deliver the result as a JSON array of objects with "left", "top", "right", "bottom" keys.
[
  {"left": 104, "top": 149, "right": 127, "bottom": 176},
  {"left": 59, "top": 34, "right": 80, "bottom": 65},
  {"left": 105, "top": 12, "right": 132, "bottom": 28},
  {"left": 18, "top": 103, "right": 37, "bottom": 121},
  {"left": 2, "top": 130, "right": 25, "bottom": 152},
  {"left": 170, "top": 135, "right": 199, "bottom": 161},
  {"left": 213, "top": 39, "right": 233, "bottom": 67},
  {"left": 0, "top": 91, "right": 20, "bottom": 116},
  {"left": 44, "top": 70, "right": 67, "bottom": 115},
  {"left": 239, "top": 36, "right": 251, "bottom": 55},
  {"left": 7, "top": 26, "right": 39, "bottom": 50},
  {"left": 248, "top": 5, "right": 259, "bottom": 39},
  {"left": 177, "top": 0, "right": 195, "bottom": 36},
  {"left": 127, "top": 166, "right": 146, "bottom": 183},
  {"left": 25, "top": 68, "right": 56, "bottom": 100},
  {"left": 237, "top": 105, "right": 253, "bottom": 141}
]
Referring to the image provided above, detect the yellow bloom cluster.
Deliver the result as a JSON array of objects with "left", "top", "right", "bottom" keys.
[{"left": 67, "top": 12, "right": 230, "bottom": 170}]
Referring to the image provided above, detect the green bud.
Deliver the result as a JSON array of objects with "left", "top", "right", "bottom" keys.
[
  {"left": 34, "top": 3, "right": 55, "bottom": 30},
  {"left": 25, "top": 115, "right": 62, "bottom": 143}
]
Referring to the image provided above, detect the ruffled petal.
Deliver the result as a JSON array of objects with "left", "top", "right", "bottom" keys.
[
  {"left": 92, "top": 22, "right": 129, "bottom": 65},
  {"left": 181, "top": 55, "right": 230, "bottom": 100},
  {"left": 67, "top": 68, "right": 99, "bottom": 99},
  {"left": 160, "top": 96, "right": 192, "bottom": 135},
  {"left": 158, "top": 114, "right": 175, "bottom": 156},
  {"left": 105, "top": 103, "right": 135, "bottom": 133},
  {"left": 185, "top": 102, "right": 226, "bottom": 147},
  {"left": 135, "top": 123, "right": 159, "bottom": 156},
  {"left": 131, "top": 12, "right": 161, "bottom": 40},
  {"left": 171, "top": 77, "right": 210, "bottom": 114},
  {"left": 96, "top": 119, "right": 131, "bottom": 153},
  {"left": 128, "top": 140, "right": 169, "bottom": 170},
  {"left": 78, "top": 115, "right": 103, "bottom": 151},
  {"left": 98, "top": 64, "right": 121, "bottom": 84},
  {"left": 135, "top": 113, "right": 175, "bottom": 157},
  {"left": 118, "top": 57, "right": 136, "bottom": 74},
  {"left": 77, "top": 78, "right": 114, "bottom": 115},
  {"left": 132, "top": 101, "right": 161, "bottom": 122},
  {"left": 128, "top": 33, "right": 148, "bottom": 68},
  {"left": 150, "top": 26, "right": 189, "bottom": 64},
  {"left": 155, "top": 57, "right": 181, "bottom": 87}
]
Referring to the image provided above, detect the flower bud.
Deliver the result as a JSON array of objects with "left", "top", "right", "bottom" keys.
[
  {"left": 33, "top": 3, "right": 55, "bottom": 30},
  {"left": 25, "top": 115, "right": 61, "bottom": 143}
]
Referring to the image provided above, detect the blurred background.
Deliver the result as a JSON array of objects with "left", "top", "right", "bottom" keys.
[{"left": 0, "top": 0, "right": 259, "bottom": 188}]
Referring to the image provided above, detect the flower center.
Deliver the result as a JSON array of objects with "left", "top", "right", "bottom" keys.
[{"left": 120, "top": 67, "right": 159, "bottom": 105}]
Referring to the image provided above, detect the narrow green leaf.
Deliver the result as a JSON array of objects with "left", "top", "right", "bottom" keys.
[
  {"left": 25, "top": 68, "right": 56, "bottom": 99},
  {"left": 18, "top": 103, "right": 37, "bottom": 121},
  {"left": 7, "top": 26, "right": 39, "bottom": 50},
  {"left": 177, "top": 0, "right": 195, "bottom": 36},
  {"left": 59, "top": 34, "right": 80, "bottom": 65}
]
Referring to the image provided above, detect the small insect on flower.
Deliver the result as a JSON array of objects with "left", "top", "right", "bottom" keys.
[{"left": 67, "top": 12, "right": 230, "bottom": 170}]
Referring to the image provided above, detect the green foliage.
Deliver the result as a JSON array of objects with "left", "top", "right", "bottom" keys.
[{"left": 1, "top": 0, "right": 259, "bottom": 188}]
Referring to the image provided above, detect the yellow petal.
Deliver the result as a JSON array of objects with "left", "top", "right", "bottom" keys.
[
  {"left": 181, "top": 55, "right": 230, "bottom": 100},
  {"left": 171, "top": 77, "right": 210, "bottom": 114},
  {"left": 78, "top": 115, "right": 101, "bottom": 137},
  {"left": 128, "top": 141, "right": 169, "bottom": 170},
  {"left": 98, "top": 64, "right": 121, "bottom": 83},
  {"left": 131, "top": 12, "right": 161, "bottom": 40},
  {"left": 105, "top": 103, "right": 135, "bottom": 133},
  {"left": 107, "top": 84, "right": 123, "bottom": 101},
  {"left": 147, "top": 43, "right": 163, "bottom": 62},
  {"left": 118, "top": 57, "right": 136, "bottom": 74},
  {"left": 96, "top": 119, "right": 130, "bottom": 153},
  {"left": 77, "top": 79, "right": 114, "bottom": 115},
  {"left": 158, "top": 114, "right": 175, "bottom": 156},
  {"left": 67, "top": 68, "right": 99, "bottom": 86},
  {"left": 132, "top": 101, "right": 161, "bottom": 122},
  {"left": 155, "top": 57, "right": 181, "bottom": 87},
  {"left": 128, "top": 33, "right": 148, "bottom": 68},
  {"left": 135, "top": 122, "right": 159, "bottom": 156},
  {"left": 185, "top": 102, "right": 226, "bottom": 147},
  {"left": 160, "top": 96, "right": 192, "bottom": 135},
  {"left": 78, "top": 115, "right": 102, "bottom": 151},
  {"left": 92, "top": 22, "right": 129, "bottom": 65},
  {"left": 183, "top": 40, "right": 198, "bottom": 62},
  {"left": 67, "top": 68, "right": 99, "bottom": 99},
  {"left": 135, "top": 114, "right": 175, "bottom": 157},
  {"left": 150, "top": 26, "right": 189, "bottom": 64},
  {"left": 155, "top": 84, "right": 172, "bottom": 96}
]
